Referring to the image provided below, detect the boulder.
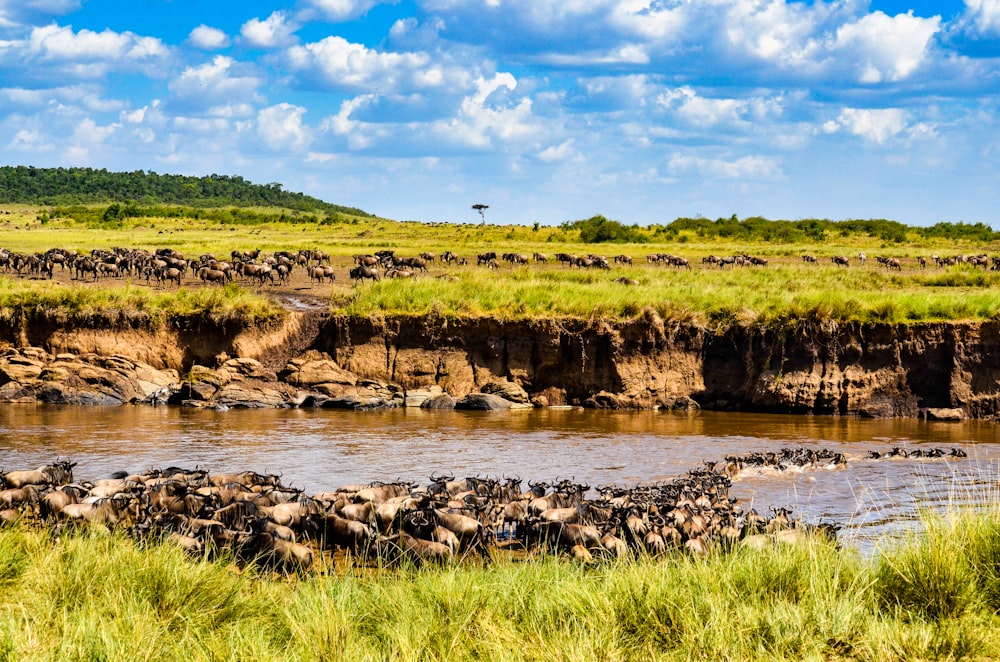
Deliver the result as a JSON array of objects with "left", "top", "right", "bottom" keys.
[
  {"left": 213, "top": 384, "right": 290, "bottom": 409},
  {"left": 281, "top": 351, "right": 358, "bottom": 387},
  {"left": 404, "top": 386, "right": 444, "bottom": 408},
  {"left": 922, "top": 407, "right": 965, "bottom": 421},
  {"left": 420, "top": 393, "right": 457, "bottom": 410},
  {"left": 0, "top": 355, "right": 44, "bottom": 384},
  {"left": 455, "top": 393, "right": 532, "bottom": 411},
  {"left": 481, "top": 380, "right": 531, "bottom": 404},
  {"left": 220, "top": 358, "right": 276, "bottom": 382}
]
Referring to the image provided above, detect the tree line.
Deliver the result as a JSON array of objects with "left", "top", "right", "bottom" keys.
[
  {"left": 0, "top": 166, "right": 370, "bottom": 217},
  {"left": 656, "top": 215, "right": 999, "bottom": 244},
  {"left": 558, "top": 213, "right": 999, "bottom": 244}
]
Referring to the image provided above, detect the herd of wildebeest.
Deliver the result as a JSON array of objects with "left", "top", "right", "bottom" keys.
[
  {"left": 0, "top": 445, "right": 966, "bottom": 573},
  {"left": 0, "top": 245, "right": 996, "bottom": 290}
]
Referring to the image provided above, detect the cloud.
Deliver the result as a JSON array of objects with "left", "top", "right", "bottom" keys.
[
  {"left": 241, "top": 11, "right": 298, "bottom": 49},
  {"left": 0, "top": 84, "right": 122, "bottom": 113},
  {"left": 168, "top": 55, "right": 262, "bottom": 112},
  {"left": 285, "top": 36, "right": 465, "bottom": 93},
  {"left": 667, "top": 153, "right": 784, "bottom": 180},
  {"left": 655, "top": 86, "right": 785, "bottom": 130},
  {"left": 302, "top": 0, "right": 391, "bottom": 22},
  {"left": 657, "top": 87, "right": 747, "bottom": 128},
  {"left": 12, "top": 23, "right": 165, "bottom": 81},
  {"left": 534, "top": 44, "right": 649, "bottom": 66},
  {"left": 833, "top": 11, "right": 941, "bottom": 83},
  {"left": 537, "top": 139, "right": 577, "bottom": 162},
  {"left": 0, "top": 0, "right": 80, "bottom": 32},
  {"left": 318, "top": 94, "right": 390, "bottom": 150},
  {"left": 257, "top": 103, "right": 311, "bottom": 151},
  {"left": 188, "top": 25, "right": 230, "bottom": 50},
  {"left": 431, "top": 72, "right": 541, "bottom": 148},
  {"left": 961, "top": 0, "right": 1000, "bottom": 36},
  {"left": 823, "top": 108, "right": 910, "bottom": 144}
]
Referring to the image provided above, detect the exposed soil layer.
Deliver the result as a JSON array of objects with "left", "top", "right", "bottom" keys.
[{"left": 0, "top": 304, "right": 995, "bottom": 419}]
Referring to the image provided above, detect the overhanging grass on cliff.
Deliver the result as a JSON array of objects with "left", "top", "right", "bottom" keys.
[
  {"left": 4, "top": 510, "right": 1000, "bottom": 660},
  {"left": 339, "top": 264, "right": 1000, "bottom": 325},
  {"left": 0, "top": 278, "right": 285, "bottom": 327}
]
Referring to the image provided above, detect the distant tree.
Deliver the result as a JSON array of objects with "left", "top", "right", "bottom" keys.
[
  {"left": 472, "top": 203, "right": 489, "bottom": 225},
  {"left": 562, "top": 214, "right": 648, "bottom": 243}
]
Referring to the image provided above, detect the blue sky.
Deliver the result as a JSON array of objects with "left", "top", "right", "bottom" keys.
[{"left": 1, "top": 1, "right": 999, "bottom": 227}]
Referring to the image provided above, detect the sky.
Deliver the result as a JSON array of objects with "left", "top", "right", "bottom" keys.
[{"left": 0, "top": 1, "right": 999, "bottom": 227}]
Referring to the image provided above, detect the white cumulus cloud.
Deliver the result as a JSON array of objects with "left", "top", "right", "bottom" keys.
[
  {"left": 257, "top": 103, "right": 311, "bottom": 151},
  {"left": 537, "top": 139, "right": 577, "bottom": 162},
  {"left": 189, "top": 25, "right": 229, "bottom": 50},
  {"left": 285, "top": 36, "right": 464, "bottom": 93},
  {"left": 432, "top": 72, "right": 541, "bottom": 148},
  {"left": 241, "top": 11, "right": 298, "bottom": 49},
  {"left": 18, "top": 23, "right": 167, "bottom": 77},
  {"left": 168, "top": 56, "right": 262, "bottom": 111},
  {"left": 824, "top": 108, "right": 909, "bottom": 144},
  {"left": 962, "top": 0, "right": 1000, "bottom": 35},
  {"left": 833, "top": 11, "right": 940, "bottom": 83},
  {"left": 303, "top": 0, "right": 388, "bottom": 22}
]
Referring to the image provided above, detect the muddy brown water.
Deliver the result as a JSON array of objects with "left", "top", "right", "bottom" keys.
[{"left": 1, "top": 405, "right": 998, "bottom": 552}]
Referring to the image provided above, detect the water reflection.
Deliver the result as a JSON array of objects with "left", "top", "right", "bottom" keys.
[{"left": 1, "top": 405, "right": 998, "bottom": 551}]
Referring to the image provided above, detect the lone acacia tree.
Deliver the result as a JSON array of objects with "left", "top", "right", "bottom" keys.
[{"left": 472, "top": 203, "right": 489, "bottom": 225}]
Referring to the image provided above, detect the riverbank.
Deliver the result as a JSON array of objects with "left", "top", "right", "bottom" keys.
[
  {"left": 0, "top": 307, "right": 996, "bottom": 419},
  {"left": 1, "top": 503, "right": 999, "bottom": 661}
]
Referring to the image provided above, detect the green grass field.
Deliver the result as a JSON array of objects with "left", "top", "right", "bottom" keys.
[
  {"left": 3, "top": 503, "right": 1000, "bottom": 661},
  {"left": 2, "top": 206, "right": 1000, "bottom": 326}
]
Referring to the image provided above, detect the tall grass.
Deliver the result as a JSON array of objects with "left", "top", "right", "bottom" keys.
[
  {"left": 0, "top": 279, "right": 285, "bottom": 328},
  {"left": 4, "top": 212, "right": 1000, "bottom": 325},
  {"left": 342, "top": 264, "right": 1000, "bottom": 325},
  {"left": 4, "top": 518, "right": 1000, "bottom": 660}
]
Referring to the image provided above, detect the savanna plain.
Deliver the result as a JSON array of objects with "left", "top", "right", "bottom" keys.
[{"left": 4, "top": 202, "right": 1000, "bottom": 660}]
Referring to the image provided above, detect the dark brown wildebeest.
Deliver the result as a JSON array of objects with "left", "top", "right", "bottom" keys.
[
  {"left": 198, "top": 267, "right": 228, "bottom": 284},
  {"left": 350, "top": 266, "right": 379, "bottom": 283}
]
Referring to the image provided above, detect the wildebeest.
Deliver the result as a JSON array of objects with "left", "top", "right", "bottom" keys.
[
  {"left": 198, "top": 267, "right": 228, "bottom": 284},
  {"left": 308, "top": 266, "right": 335, "bottom": 285},
  {"left": 349, "top": 266, "right": 379, "bottom": 283},
  {"left": 2, "top": 461, "right": 76, "bottom": 488}
]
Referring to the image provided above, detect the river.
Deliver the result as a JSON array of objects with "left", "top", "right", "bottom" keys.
[{"left": 2, "top": 405, "right": 997, "bottom": 551}]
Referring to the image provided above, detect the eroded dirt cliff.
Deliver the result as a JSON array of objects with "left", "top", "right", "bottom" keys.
[{"left": 0, "top": 308, "right": 997, "bottom": 419}]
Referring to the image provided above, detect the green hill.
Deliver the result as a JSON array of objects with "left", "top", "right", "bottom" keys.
[{"left": 0, "top": 166, "right": 370, "bottom": 217}]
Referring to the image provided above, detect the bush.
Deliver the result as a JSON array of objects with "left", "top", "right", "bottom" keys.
[{"left": 562, "top": 215, "right": 648, "bottom": 243}]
